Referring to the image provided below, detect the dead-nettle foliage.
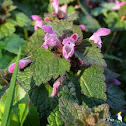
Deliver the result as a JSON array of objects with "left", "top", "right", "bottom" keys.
[{"left": 5, "top": 0, "right": 124, "bottom": 125}]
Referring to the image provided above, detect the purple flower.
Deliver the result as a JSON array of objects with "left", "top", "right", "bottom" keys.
[
  {"left": 8, "top": 59, "right": 32, "bottom": 73},
  {"left": 62, "top": 38, "right": 75, "bottom": 61},
  {"left": 51, "top": 0, "right": 59, "bottom": 14},
  {"left": 112, "top": 0, "right": 125, "bottom": 10},
  {"left": 51, "top": 77, "right": 62, "bottom": 98},
  {"left": 31, "top": 15, "right": 44, "bottom": 31},
  {"left": 89, "top": 28, "right": 110, "bottom": 49},
  {"left": 41, "top": 25, "right": 61, "bottom": 50},
  {"left": 112, "top": 79, "right": 121, "bottom": 85}
]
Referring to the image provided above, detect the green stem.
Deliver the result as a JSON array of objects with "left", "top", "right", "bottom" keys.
[{"left": 24, "top": 29, "right": 28, "bottom": 40}]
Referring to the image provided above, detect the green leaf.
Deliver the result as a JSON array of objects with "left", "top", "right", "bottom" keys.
[
  {"left": 91, "top": 7, "right": 108, "bottom": 17},
  {"left": 26, "top": 29, "right": 45, "bottom": 54},
  {"left": 80, "top": 15, "right": 101, "bottom": 32},
  {"left": 46, "top": 20, "right": 73, "bottom": 37},
  {"left": 47, "top": 107, "right": 64, "bottom": 126},
  {"left": 17, "top": 104, "right": 29, "bottom": 125},
  {"left": 17, "top": 67, "right": 32, "bottom": 92},
  {"left": 79, "top": 65, "right": 107, "bottom": 107},
  {"left": 59, "top": 0, "right": 74, "bottom": 5},
  {"left": 29, "top": 84, "right": 58, "bottom": 118},
  {"left": 0, "top": 53, "right": 14, "bottom": 69},
  {"left": 79, "top": 0, "right": 89, "bottom": 15},
  {"left": 12, "top": 11, "right": 31, "bottom": 27},
  {"left": 100, "top": 2, "right": 116, "bottom": 10},
  {"left": 67, "top": 12, "right": 78, "bottom": 21},
  {"left": 59, "top": 99, "right": 110, "bottom": 126},
  {"left": 75, "top": 39, "right": 107, "bottom": 67},
  {"left": 31, "top": 47, "right": 70, "bottom": 85},
  {"left": 118, "top": 5, "right": 126, "bottom": 17},
  {"left": 0, "top": 23, "right": 15, "bottom": 39},
  {"left": 3, "top": 34, "right": 27, "bottom": 54},
  {"left": 107, "top": 85, "right": 126, "bottom": 108},
  {"left": 1, "top": 48, "right": 21, "bottom": 126},
  {"left": 0, "top": 100, "right": 19, "bottom": 126},
  {"left": 67, "top": 6, "right": 75, "bottom": 14},
  {"left": 58, "top": 77, "right": 79, "bottom": 103},
  {"left": 23, "top": 104, "right": 40, "bottom": 126},
  {"left": 105, "top": 12, "right": 126, "bottom": 31}
]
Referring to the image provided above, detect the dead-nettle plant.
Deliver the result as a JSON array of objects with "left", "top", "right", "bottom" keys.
[{"left": 7, "top": 0, "right": 122, "bottom": 125}]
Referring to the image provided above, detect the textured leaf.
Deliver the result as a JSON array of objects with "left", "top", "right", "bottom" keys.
[
  {"left": 0, "top": 23, "right": 15, "bottom": 39},
  {"left": 32, "top": 47, "right": 70, "bottom": 85},
  {"left": 46, "top": 20, "right": 73, "bottom": 37},
  {"left": 23, "top": 104, "right": 40, "bottom": 126},
  {"left": 26, "top": 29, "right": 45, "bottom": 54},
  {"left": 17, "top": 67, "right": 32, "bottom": 92},
  {"left": 107, "top": 85, "right": 126, "bottom": 108},
  {"left": 29, "top": 84, "right": 58, "bottom": 118},
  {"left": 3, "top": 34, "right": 27, "bottom": 54},
  {"left": 59, "top": 99, "right": 110, "bottom": 126},
  {"left": 47, "top": 107, "right": 64, "bottom": 126},
  {"left": 67, "top": 11, "right": 78, "bottom": 21},
  {"left": 79, "top": 65, "right": 107, "bottom": 107},
  {"left": 91, "top": 104, "right": 109, "bottom": 119},
  {"left": 75, "top": 39, "right": 107, "bottom": 67},
  {"left": 58, "top": 77, "right": 79, "bottom": 103},
  {"left": 80, "top": 15, "right": 101, "bottom": 32}
]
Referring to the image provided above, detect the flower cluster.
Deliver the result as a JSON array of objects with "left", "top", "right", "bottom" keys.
[{"left": 41, "top": 25, "right": 79, "bottom": 61}]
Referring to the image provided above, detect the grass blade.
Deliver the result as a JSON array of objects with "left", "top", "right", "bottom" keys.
[{"left": 1, "top": 48, "right": 21, "bottom": 126}]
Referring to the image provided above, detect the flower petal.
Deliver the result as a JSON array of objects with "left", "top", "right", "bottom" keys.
[
  {"left": 31, "top": 15, "right": 42, "bottom": 21},
  {"left": 51, "top": 77, "right": 62, "bottom": 98},
  {"left": 62, "top": 38, "right": 75, "bottom": 46},
  {"left": 95, "top": 28, "right": 110, "bottom": 36},
  {"left": 8, "top": 59, "right": 32, "bottom": 73},
  {"left": 51, "top": 0, "right": 59, "bottom": 14},
  {"left": 59, "top": 4, "right": 67, "bottom": 14},
  {"left": 42, "top": 25, "right": 55, "bottom": 34}
]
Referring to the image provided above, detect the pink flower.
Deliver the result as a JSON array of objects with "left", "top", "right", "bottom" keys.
[
  {"left": 75, "top": 4, "right": 81, "bottom": 9},
  {"left": 89, "top": 28, "right": 110, "bottom": 49},
  {"left": 41, "top": 25, "right": 61, "bottom": 50},
  {"left": 51, "top": 0, "right": 59, "bottom": 14},
  {"left": 31, "top": 15, "right": 44, "bottom": 31},
  {"left": 62, "top": 38, "right": 75, "bottom": 61},
  {"left": 59, "top": 4, "right": 67, "bottom": 13},
  {"left": 8, "top": 59, "right": 32, "bottom": 73},
  {"left": 79, "top": 25, "right": 86, "bottom": 31},
  {"left": 112, "top": 0, "right": 125, "bottom": 10},
  {"left": 51, "top": 77, "right": 62, "bottom": 98},
  {"left": 71, "top": 33, "right": 79, "bottom": 43}
]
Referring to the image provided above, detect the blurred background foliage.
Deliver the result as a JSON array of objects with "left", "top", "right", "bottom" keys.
[{"left": 0, "top": 0, "right": 126, "bottom": 124}]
